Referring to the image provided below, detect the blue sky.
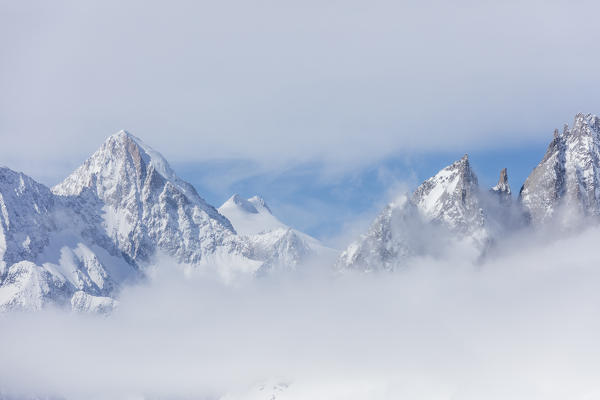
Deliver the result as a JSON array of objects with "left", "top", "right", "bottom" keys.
[{"left": 174, "top": 138, "right": 548, "bottom": 245}]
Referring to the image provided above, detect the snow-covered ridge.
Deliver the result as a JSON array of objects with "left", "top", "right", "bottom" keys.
[
  {"left": 0, "top": 164, "right": 139, "bottom": 311},
  {"left": 248, "top": 195, "right": 272, "bottom": 214},
  {"left": 53, "top": 130, "right": 234, "bottom": 232},
  {"left": 4, "top": 112, "right": 600, "bottom": 308},
  {"left": 338, "top": 154, "right": 491, "bottom": 271},
  {"left": 219, "top": 194, "right": 285, "bottom": 235},
  {"left": 51, "top": 130, "right": 239, "bottom": 266},
  {"left": 520, "top": 112, "right": 600, "bottom": 225},
  {"left": 219, "top": 194, "right": 336, "bottom": 273},
  {"left": 0, "top": 131, "right": 335, "bottom": 311},
  {"left": 411, "top": 154, "right": 485, "bottom": 236},
  {"left": 340, "top": 112, "right": 600, "bottom": 272},
  {"left": 0, "top": 167, "right": 55, "bottom": 271}
]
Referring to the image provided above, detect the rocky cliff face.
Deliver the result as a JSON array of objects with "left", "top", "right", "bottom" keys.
[
  {"left": 411, "top": 155, "right": 487, "bottom": 240},
  {"left": 337, "top": 195, "right": 435, "bottom": 272},
  {"left": 0, "top": 132, "right": 251, "bottom": 311},
  {"left": 338, "top": 155, "right": 489, "bottom": 271},
  {"left": 0, "top": 131, "right": 333, "bottom": 311},
  {"left": 341, "top": 112, "right": 600, "bottom": 272},
  {"left": 5, "top": 112, "right": 600, "bottom": 308},
  {"left": 491, "top": 168, "right": 511, "bottom": 203},
  {"left": 520, "top": 113, "right": 600, "bottom": 226},
  {"left": 0, "top": 168, "right": 56, "bottom": 274},
  {"left": 0, "top": 164, "right": 139, "bottom": 312},
  {"left": 52, "top": 131, "right": 240, "bottom": 265}
]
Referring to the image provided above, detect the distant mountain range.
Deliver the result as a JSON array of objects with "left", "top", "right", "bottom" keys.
[
  {"left": 0, "top": 132, "right": 333, "bottom": 311},
  {"left": 338, "top": 112, "right": 600, "bottom": 271},
  {"left": 2, "top": 113, "right": 600, "bottom": 311}
]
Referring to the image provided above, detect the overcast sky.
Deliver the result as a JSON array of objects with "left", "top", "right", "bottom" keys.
[{"left": 1, "top": 0, "right": 599, "bottom": 238}]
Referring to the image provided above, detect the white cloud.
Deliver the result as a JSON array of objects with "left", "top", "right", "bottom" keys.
[
  {"left": 2, "top": 225, "right": 600, "bottom": 399},
  {"left": 1, "top": 0, "right": 599, "bottom": 182}
]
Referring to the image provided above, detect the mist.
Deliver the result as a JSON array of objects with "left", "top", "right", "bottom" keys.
[
  {"left": 3, "top": 1, "right": 600, "bottom": 398},
  {"left": 2, "top": 222, "right": 600, "bottom": 399},
  {"left": 2, "top": 0, "right": 600, "bottom": 183}
]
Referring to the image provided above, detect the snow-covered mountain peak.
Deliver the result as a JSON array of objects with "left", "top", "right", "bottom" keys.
[
  {"left": 219, "top": 194, "right": 336, "bottom": 272},
  {"left": 547, "top": 113, "right": 600, "bottom": 143},
  {"left": 50, "top": 131, "right": 238, "bottom": 265},
  {"left": 111, "top": 129, "right": 132, "bottom": 139},
  {"left": 219, "top": 195, "right": 285, "bottom": 236},
  {"left": 223, "top": 194, "right": 260, "bottom": 214},
  {"left": 54, "top": 130, "right": 177, "bottom": 196},
  {"left": 248, "top": 195, "right": 272, "bottom": 214},
  {"left": 52, "top": 130, "right": 232, "bottom": 228},
  {"left": 338, "top": 155, "right": 490, "bottom": 272},
  {"left": 108, "top": 130, "right": 181, "bottom": 184},
  {"left": 411, "top": 154, "right": 481, "bottom": 232},
  {"left": 1, "top": 132, "right": 337, "bottom": 311},
  {"left": 571, "top": 112, "right": 600, "bottom": 136},
  {"left": 520, "top": 112, "right": 600, "bottom": 225}
]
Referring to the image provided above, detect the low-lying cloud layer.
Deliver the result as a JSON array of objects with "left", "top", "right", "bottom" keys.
[{"left": 2, "top": 224, "right": 600, "bottom": 399}]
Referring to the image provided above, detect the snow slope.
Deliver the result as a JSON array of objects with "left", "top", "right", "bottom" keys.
[
  {"left": 219, "top": 194, "right": 287, "bottom": 235},
  {"left": 5, "top": 112, "right": 600, "bottom": 308},
  {"left": 1, "top": 132, "right": 253, "bottom": 311},
  {"left": 0, "top": 165, "right": 139, "bottom": 311},
  {"left": 338, "top": 155, "right": 495, "bottom": 271},
  {"left": 219, "top": 194, "right": 336, "bottom": 274},
  {"left": 520, "top": 113, "right": 600, "bottom": 226},
  {"left": 52, "top": 131, "right": 240, "bottom": 265},
  {"left": 0, "top": 131, "right": 336, "bottom": 311}
]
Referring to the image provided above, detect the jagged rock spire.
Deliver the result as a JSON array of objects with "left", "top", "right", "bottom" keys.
[{"left": 491, "top": 168, "right": 511, "bottom": 195}]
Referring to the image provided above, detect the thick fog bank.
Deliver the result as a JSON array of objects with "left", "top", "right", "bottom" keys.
[{"left": 2, "top": 226, "right": 600, "bottom": 400}]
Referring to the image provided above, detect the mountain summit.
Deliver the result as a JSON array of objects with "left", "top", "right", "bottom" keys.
[
  {"left": 53, "top": 131, "right": 236, "bottom": 264},
  {"left": 520, "top": 113, "right": 600, "bottom": 225},
  {"left": 5, "top": 113, "right": 600, "bottom": 308},
  {"left": 219, "top": 194, "right": 284, "bottom": 236},
  {"left": 219, "top": 194, "right": 336, "bottom": 273},
  {"left": 1, "top": 130, "right": 339, "bottom": 311},
  {"left": 411, "top": 154, "right": 486, "bottom": 238},
  {"left": 338, "top": 155, "right": 489, "bottom": 271}
]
